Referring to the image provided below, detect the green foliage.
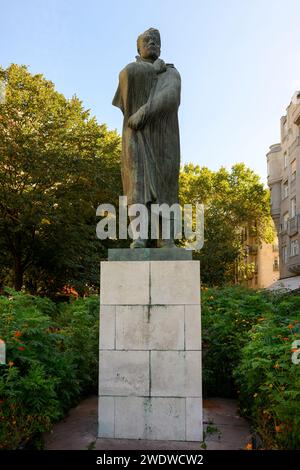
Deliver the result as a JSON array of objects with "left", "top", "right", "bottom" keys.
[
  {"left": 0, "top": 290, "right": 99, "bottom": 449},
  {"left": 234, "top": 291, "right": 300, "bottom": 449},
  {"left": 179, "top": 163, "right": 273, "bottom": 286},
  {"left": 0, "top": 64, "right": 121, "bottom": 294},
  {"left": 56, "top": 296, "right": 99, "bottom": 394},
  {"left": 201, "top": 286, "right": 271, "bottom": 397},
  {"left": 202, "top": 286, "right": 300, "bottom": 449},
  {"left": 0, "top": 364, "right": 59, "bottom": 449}
]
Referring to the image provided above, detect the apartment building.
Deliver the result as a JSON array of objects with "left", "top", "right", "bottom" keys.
[
  {"left": 267, "top": 91, "right": 300, "bottom": 279},
  {"left": 239, "top": 226, "right": 279, "bottom": 288}
]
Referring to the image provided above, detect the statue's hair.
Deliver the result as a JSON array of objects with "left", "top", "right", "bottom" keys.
[{"left": 137, "top": 28, "right": 161, "bottom": 54}]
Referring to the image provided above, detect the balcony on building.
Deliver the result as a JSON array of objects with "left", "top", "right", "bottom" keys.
[
  {"left": 288, "top": 214, "right": 300, "bottom": 236},
  {"left": 292, "top": 91, "right": 300, "bottom": 126},
  {"left": 288, "top": 260, "right": 300, "bottom": 275}
]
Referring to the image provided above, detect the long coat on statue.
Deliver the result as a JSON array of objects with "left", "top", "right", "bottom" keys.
[{"left": 112, "top": 56, "right": 181, "bottom": 206}]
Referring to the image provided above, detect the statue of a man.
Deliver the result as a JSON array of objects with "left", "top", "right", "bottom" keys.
[{"left": 112, "top": 28, "right": 181, "bottom": 248}]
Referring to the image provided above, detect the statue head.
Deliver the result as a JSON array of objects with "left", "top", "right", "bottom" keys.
[{"left": 137, "top": 28, "right": 161, "bottom": 61}]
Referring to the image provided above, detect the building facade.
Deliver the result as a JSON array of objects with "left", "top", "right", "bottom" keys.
[
  {"left": 239, "top": 226, "right": 279, "bottom": 289},
  {"left": 267, "top": 91, "right": 300, "bottom": 279}
]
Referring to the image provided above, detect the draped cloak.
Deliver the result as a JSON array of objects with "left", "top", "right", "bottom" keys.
[{"left": 112, "top": 57, "right": 181, "bottom": 206}]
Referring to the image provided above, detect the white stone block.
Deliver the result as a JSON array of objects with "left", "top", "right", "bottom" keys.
[
  {"left": 151, "top": 351, "right": 202, "bottom": 397},
  {"left": 185, "top": 305, "right": 201, "bottom": 350},
  {"left": 99, "top": 350, "right": 149, "bottom": 396},
  {"left": 114, "top": 397, "right": 185, "bottom": 440},
  {"left": 146, "top": 397, "right": 186, "bottom": 440},
  {"left": 100, "top": 261, "right": 149, "bottom": 305},
  {"left": 98, "top": 396, "right": 114, "bottom": 438},
  {"left": 186, "top": 398, "right": 203, "bottom": 441},
  {"left": 116, "top": 305, "right": 184, "bottom": 350},
  {"left": 99, "top": 305, "right": 115, "bottom": 350},
  {"left": 115, "top": 397, "right": 146, "bottom": 439},
  {"left": 150, "top": 261, "right": 200, "bottom": 304}
]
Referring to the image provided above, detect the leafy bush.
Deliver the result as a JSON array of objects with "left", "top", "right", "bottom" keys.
[
  {"left": 202, "top": 286, "right": 300, "bottom": 449},
  {"left": 0, "top": 364, "right": 60, "bottom": 449},
  {"left": 234, "top": 291, "right": 300, "bottom": 449},
  {"left": 201, "top": 286, "right": 271, "bottom": 397},
  {"left": 56, "top": 296, "right": 99, "bottom": 394},
  {"left": 0, "top": 290, "right": 99, "bottom": 449}
]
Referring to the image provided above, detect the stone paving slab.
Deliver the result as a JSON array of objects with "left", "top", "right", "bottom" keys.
[{"left": 45, "top": 396, "right": 251, "bottom": 451}]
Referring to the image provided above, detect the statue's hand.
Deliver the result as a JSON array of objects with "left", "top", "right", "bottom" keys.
[
  {"left": 128, "top": 104, "right": 149, "bottom": 130},
  {"left": 153, "top": 58, "right": 166, "bottom": 74}
]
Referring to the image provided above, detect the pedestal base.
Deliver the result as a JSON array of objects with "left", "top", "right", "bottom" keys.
[{"left": 98, "top": 259, "right": 202, "bottom": 441}]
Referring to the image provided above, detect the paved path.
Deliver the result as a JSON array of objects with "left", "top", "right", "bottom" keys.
[{"left": 45, "top": 396, "right": 251, "bottom": 450}]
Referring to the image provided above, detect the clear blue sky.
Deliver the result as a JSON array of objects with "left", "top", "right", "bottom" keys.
[{"left": 2, "top": 0, "right": 300, "bottom": 184}]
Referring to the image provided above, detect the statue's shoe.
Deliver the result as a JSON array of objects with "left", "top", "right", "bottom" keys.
[
  {"left": 130, "top": 239, "right": 147, "bottom": 249},
  {"left": 157, "top": 239, "right": 176, "bottom": 249}
]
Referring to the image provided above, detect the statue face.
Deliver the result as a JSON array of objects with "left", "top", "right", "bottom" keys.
[{"left": 138, "top": 31, "right": 161, "bottom": 61}]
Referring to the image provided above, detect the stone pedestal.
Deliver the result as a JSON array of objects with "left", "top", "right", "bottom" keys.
[{"left": 98, "top": 258, "right": 202, "bottom": 441}]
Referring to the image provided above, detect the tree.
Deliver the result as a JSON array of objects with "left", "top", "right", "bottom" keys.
[
  {"left": 0, "top": 64, "right": 122, "bottom": 294},
  {"left": 179, "top": 163, "right": 274, "bottom": 286}
]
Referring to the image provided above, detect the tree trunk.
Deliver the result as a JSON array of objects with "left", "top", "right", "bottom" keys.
[{"left": 14, "top": 256, "right": 23, "bottom": 291}]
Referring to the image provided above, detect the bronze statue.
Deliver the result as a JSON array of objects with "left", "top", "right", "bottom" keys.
[{"left": 113, "top": 28, "right": 181, "bottom": 248}]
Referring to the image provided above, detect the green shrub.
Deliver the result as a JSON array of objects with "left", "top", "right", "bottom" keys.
[
  {"left": 0, "top": 290, "right": 99, "bottom": 449},
  {"left": 57, "top": 296, "right": 99, "bottom": 395},
  {"left": 234, "top": 291, "right": 300, "bottom": 449},
  {"left": 201, "top": 286, "right": 271, "bottom": 397},
  {"left": 0, "top": 364, "right": 60, "bottom": 449}
]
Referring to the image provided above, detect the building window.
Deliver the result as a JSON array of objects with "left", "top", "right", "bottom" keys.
[
  {"left": 282, "top": 180, "right": 288, "bottom": 199},
  {"left": 273, "top": 258, "right": 279, "bottom": 271},
  {"left": 291, "top": 159, "right": 296, "bottom": 181},
  {"left": 282, "top": 246, "right": 287, "bottom": 263},
  {"left": 290, "top": 238, "right": 299, "bottom": 257},
  {"left": 282, "top": 212, "right": 289, "bottom": 231},
  {"left": 291, "top": 197, "right": 297, "bottom": 218}
]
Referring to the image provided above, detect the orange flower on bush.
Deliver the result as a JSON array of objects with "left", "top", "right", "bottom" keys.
[
  {"left": 274, "top": 363, "right": 280, "bottom": 369},
  {"left": 17, "top": 346, "right": 25, "bottom": 351},
  {"left": 8, "top": 361, "right": 14, "bottom": 367},
  {"left": 245, "top": 443, "right": 253, "bottom": 450},
  {"left": 13, "top": 331, "right": 22, "bottom": 337},
  {"left": 287, "top": 324, "right": 294, "bottom": 329},
  {"left": 275, "top": 425, "right": 282, "bottom": 433}
]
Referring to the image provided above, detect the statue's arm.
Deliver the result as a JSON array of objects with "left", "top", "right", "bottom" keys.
[
  {"left": 112, "top": 65, "right": 134, "bottom": 116},
  {"left": 148, "top": 69, "right": 181, "bottom": 116},
  {"left": 128, "top": 68, "right": 181, "bottom": 130}
]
